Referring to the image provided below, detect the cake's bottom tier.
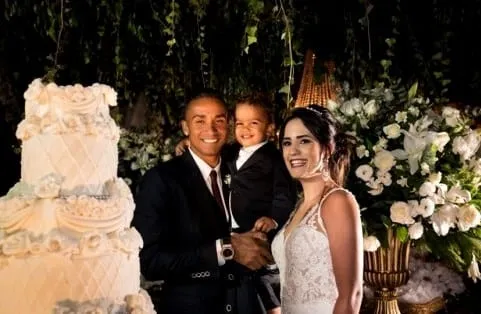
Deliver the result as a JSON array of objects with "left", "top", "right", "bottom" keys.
[
  {"left": 0, "top": 252, "right": 142, "bottom": 314},
  {"left": 54, "top": 288, "right": 156, "bottom": 314}
]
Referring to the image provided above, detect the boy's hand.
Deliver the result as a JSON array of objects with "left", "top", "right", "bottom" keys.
[
  {"left": 253, "top": 216, "right": 278, "bottom": 233},
  {"left": 174, "top": 138, "right": 190, "bottom": 156}
]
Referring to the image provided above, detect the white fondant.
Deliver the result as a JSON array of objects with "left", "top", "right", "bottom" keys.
[{"left": 0, "top": 79, "right": 155, "bottom": 314}]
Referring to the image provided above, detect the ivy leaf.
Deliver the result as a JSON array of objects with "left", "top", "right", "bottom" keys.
[
  {"left": 278, "top": 85, "right": 290, "bottom": 94},
  {"left": 408, "top": 81, "right": 418, "bottom": 100},
  {"left": 381, "top": 215, "right": 392, "bottom": 228},
  {"left": 395, "top": 225, "right": 409, "bottom": 243},
  {"left": 432, "top": 52, "right": 443, "bottom": 60},
  {"left": 247, "top": 35, "right": 257, "bottom": 46},
  {"left": 246, "top": 25, "right": 257, "bottom": 36}
]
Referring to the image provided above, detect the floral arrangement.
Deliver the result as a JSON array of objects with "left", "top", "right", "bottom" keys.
[
  {"left": 118, "top": 127, "right": 183, "bottom": 185},
  {"left": 329, "top": 82, "right": 481, "bottom": 280}
]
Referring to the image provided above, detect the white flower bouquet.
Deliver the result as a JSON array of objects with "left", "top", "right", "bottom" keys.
[{"left": 331, "top": 82, "right": 481, "bottom": 280}]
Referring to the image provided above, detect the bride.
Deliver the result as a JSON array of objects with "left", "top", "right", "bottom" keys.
[{"left": 271, "top": 105, "right": 363, "bottom": 314}]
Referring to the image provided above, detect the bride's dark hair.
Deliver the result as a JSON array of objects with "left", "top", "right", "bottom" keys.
[{"left": 278, "top": 104, "right": 354, "bottom": 186}]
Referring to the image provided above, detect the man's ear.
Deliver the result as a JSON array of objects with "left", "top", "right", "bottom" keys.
[{"left": 181, "top": 120, "right": 189, "bottom": 136}]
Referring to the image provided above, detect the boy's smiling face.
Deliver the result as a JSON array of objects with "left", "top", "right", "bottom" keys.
[{"left": 234, "top": 103, "right": 273, "bottom": 148}]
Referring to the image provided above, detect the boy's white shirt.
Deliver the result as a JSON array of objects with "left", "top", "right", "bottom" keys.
[{"left": 236, "top": 140, "right": 268, "bottom": 170}]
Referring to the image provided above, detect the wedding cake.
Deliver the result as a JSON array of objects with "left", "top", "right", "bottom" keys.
[{"left": 0, "top": 79, "right": 155, "bottom": 313}]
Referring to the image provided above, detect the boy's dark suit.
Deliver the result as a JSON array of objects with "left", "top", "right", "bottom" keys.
[
  {"left": 227, "top": 141, "right": 296, "bottom": 234},
  {"left": 226, "top": 141, "right": 297, "bottom": 311},
  {"left": 132, "top": 151, "right": 264, "bottom": 314}
]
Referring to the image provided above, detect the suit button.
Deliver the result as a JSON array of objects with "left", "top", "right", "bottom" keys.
[
  {"left": 227, "top": 274, "right": 235, "bottom": 280},
  {"left": 226, "top": 304, "right": 232, "bottom": 312}
]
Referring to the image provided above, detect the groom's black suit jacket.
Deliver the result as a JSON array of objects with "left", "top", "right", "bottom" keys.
[
  {"left": 132, "top": 151, "right": 262, "bottom": 314},
  {"left": 227, "top": 142, "right": 296, "bottom": 234}
]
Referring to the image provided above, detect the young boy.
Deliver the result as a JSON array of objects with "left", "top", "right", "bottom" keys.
[{"left": 175, "top": 93, "right": 296, "bottom": 314}]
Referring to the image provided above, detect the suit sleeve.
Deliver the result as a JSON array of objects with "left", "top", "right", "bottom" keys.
[
  {"left": 132, "top": 167, "right": 219, "bottom": 281},
  {"left": 270, "top": 155, "right": 297, "bottom": 229}
]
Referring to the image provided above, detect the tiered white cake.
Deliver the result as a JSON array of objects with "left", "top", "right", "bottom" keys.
[{"left": 0, "top": 79, "right": 155, "bottom": 313}]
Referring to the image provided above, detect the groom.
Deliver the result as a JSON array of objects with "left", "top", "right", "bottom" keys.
[{"left": 132, "top": 91, "right": 273, "bottom": 314}]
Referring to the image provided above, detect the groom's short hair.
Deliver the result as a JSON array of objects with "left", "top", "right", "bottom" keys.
[{"left": 183, "top": 89, "right": 228, "bottom": 119}]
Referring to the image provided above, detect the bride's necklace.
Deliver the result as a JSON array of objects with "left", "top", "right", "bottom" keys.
[
  {"left": 297, "top": 184, "right": 335, "bottom": 215},
  {"left": 285, "top": 184, "right": 335, "bottom": 236}
]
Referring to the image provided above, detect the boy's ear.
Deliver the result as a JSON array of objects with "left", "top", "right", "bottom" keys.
[
  {"left": 181, "top": 120, "right": 189, "bottom": 136},
  {"left": 267, "top": 123, "right": 276, "bottom": 138}
]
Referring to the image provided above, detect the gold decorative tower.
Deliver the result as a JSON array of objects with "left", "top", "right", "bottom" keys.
[{"left": 294, "top": 49, "right": 337, "bottom": 107}]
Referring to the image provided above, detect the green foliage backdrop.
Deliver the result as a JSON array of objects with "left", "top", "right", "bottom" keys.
[{"left": 1, "top": 0, "right": 481, "bottom": 144}]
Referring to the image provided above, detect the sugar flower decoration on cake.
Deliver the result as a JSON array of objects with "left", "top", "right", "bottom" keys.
[
  {"left": 23, "top": 78, "right": 118, "bottom": 119},
  {"left": 79, "top": 231, "right": 109, "bottom": 257},
  {"left": 34, "top": 173, "right": 64, "bottom": 199}
]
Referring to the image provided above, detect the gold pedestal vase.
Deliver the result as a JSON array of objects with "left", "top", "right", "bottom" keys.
[
  {"left": 399, "top": 297, "right": 445, "bottom": 314},
  {"left": 364, "top": 228, "right": 411, "bottom": 314}
]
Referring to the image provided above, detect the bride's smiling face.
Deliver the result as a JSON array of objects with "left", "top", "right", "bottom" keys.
[{"left": 281, "top": 118, "right": 324, "bottom": 179}]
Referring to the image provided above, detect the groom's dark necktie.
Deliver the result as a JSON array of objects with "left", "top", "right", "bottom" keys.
[{"left": 209, "top": 170, "right": 225, "bottom": 216}]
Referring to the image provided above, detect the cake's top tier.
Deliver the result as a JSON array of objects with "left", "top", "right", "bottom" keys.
[{"left": 16, "top": 78, "right": 120, "bottom": 142}]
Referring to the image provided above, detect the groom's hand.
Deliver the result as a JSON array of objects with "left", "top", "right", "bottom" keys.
[{"left": 231, "top": 232, "right": 273, "bottom": 270}]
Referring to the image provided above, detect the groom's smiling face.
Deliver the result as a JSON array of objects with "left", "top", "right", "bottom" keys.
[{"left": 181, "top": 96, "right": 228, "bottom": 166}]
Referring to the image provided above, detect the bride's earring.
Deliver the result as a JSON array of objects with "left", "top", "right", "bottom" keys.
[{"left": 321, "top": 159, "right": 330, "bottom": 182}]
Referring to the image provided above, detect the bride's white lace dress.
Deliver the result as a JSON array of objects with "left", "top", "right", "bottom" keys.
[{"left": 272, "top": 188, "right": 351, "bottom": 314}]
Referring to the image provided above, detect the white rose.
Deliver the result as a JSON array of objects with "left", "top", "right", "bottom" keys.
[
  {"left": 431, "top": 203, "right": 457, "bottom": 236},
  {"left": 395, "top": 111, "right": 408, "bottom": 123},
  {"left": 366, "top": 178, "right": 384, "bottom": 195},
  {"left": 383, "top": 123, "right": 401, "bottom": 139},
  {"left": 456, "top": 204, "right": 481, "bottom": 231},
  {"left": 363, "top": 100, "right": 378, "bottom": 116},
  {"left": 363, "top": 236, "right": 381, "bottom": 252},
  {"left": 355, "top": 165, "right": 374, "bottom": 182},
  {"left": 442, "top": 107, "right": 461, "bottom": 127},
  {"left": 408, "top": 222, "right": 424, "bottom": 240},
  {"left": 356, "top": 145, "right": 369, "bottom": 158},
  {"left": 419, "top": 181, "right": 436, "bottom": 197},
  {"left": 428, "top": 172, "right": 442, "bottom": 185},
  {"left": 452, "top": 132, "right": 481, "bottom": 161},
  {"left": 446, "top": 185, "right": 471, "bottom": 204},
  {"left": 418, "top": 198, "right": 435, "bottom": 218},
  {"left": 430, "top": 183, "right": 448, "bottom": 205},
  {"left": 373, "top": 150, "right": 396, "bottom": 172},
  {"left": 326, "top": 99, "right": 340, "bottom": 112},
  {"left": 390, "top": 201, "right": 415, "bottom": 225},
  {"left": 340, "top": 98, "right": 362, "bottom": 116}
]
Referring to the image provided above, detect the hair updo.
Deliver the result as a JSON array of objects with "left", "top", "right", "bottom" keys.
[{"left": 278, "top": 104, "right": 354, "bottom": 186}]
